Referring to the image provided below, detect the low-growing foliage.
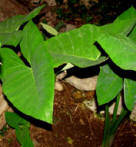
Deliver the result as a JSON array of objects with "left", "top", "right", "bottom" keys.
[
  {"left": 0, "top": 5, "right": 136, "bottom": 146},
  {"left": 5, "top": 112, "right": 34, "bottom": 147}
]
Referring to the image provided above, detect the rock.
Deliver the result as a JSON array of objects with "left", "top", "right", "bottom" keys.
[
  {"left": 65, "top": 24, "right": 76, "bottom": 31},
  {"left": 55, "top": 81, "right": 64, "bottom": 91},
  {"left": 0, "top": 85, "right": 11, "bottom": 129},
  {"left": 55, "top": 72, "right": 67, "bottom": 91},
  {"left": 83, "top": 96, "right": 123, "bottom": 115},
  {"left": 65, "top": 75, "right": 97, "bottom": 91},
  {"left": 55, "top": 70, "right": 97, "bottom": 91},
  {"left": 130, "top": 104, "right": 136, "bottom": 122},
  {"left": 59, "top": 24, "right": 76, "bottom": 32}
]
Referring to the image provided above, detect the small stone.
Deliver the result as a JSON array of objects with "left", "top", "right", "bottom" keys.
[
  {"left": 55, "top": 81, "right": 63, "bottom": 91},
  {"left": 65, "top": 75, "right": 97, "bottom": 91},
  {"left": 130, "top": 104, "right": 136, "bottom": 121}
]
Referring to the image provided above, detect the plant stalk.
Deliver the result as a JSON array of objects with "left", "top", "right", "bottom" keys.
[{"left": 102, "top": 95, "right": 128, "bottom": 147}]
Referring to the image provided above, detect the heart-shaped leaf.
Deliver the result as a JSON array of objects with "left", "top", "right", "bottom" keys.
[
  {"left": 44, "top": 24, "right": 101, "bottom": 67},
  {"left": 0, "top": 46, "right": 54, "bottom": 123}
]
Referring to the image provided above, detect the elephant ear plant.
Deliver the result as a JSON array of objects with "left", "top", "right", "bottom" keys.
[{"left": 0, "top": 4, "right": 136, "bottom": 146}]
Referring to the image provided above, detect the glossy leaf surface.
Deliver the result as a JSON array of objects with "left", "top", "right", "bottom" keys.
[{"left": 0, "top": 46, "right": 54, "bottom": 123}]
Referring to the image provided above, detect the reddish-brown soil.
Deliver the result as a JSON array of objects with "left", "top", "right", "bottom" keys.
[{"left": 0, "top": 81, "right": 136, "bottom": 147}]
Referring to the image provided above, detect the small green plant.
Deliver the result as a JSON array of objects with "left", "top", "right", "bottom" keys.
[
  {"left": 0, "top": 4, "right": 136, "bottom": 146},
  {"left": 101, "top": 95, "right": 128, "bottom": 147},
  {"left": 5, "top": 112, "right": 34, "bottom": 147}
]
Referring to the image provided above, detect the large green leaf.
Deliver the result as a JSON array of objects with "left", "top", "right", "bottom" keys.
[
  {"left": 6, "top": 112, "right": 34, "bottom": 147},
  {"left": 101, "top": 18, "right": 136, "bottom": 36},
  {"left": 0, "top": 46, "right": 54, "bottom": 123},
  {"left": 96, "top": 64, "right": 123, "bottom": 105},
  {"left": 20, "top": 21, "right": 44, "bottom": 63},
  {"left": 124, "top": 78, "right": 136, "bottom": 111},
  {"left": 18, "top": 20, "right": 54, "bottom": 123},
  {"left": 0, "top": 15, "right": 24, "bottom": 47},
  {"left": 0, "top": 15, "right": 24, "bottom": 33},
  {"left": 0, "top": 5, "right": 45, "bottom": 47},
  {"left": 44, "top": 24, "right": 101, "bottom": 67},
  {"left": 97, "top": 33, "right": 136, "bottom": 71},
  {"left": 0, "top": 31, "right": 23, "bottom": 46}
]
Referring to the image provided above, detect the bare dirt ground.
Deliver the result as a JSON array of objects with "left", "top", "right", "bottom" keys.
[
  {"left": 0, "top": 81, "right": 136, "bottom": 147},
  {"left": 0, "top": 0, "right": 136, "bottom": 147}
]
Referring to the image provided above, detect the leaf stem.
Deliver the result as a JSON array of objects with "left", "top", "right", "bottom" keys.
[{"left": 102, "top": 95, "right": 128, "bottom": 147}]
